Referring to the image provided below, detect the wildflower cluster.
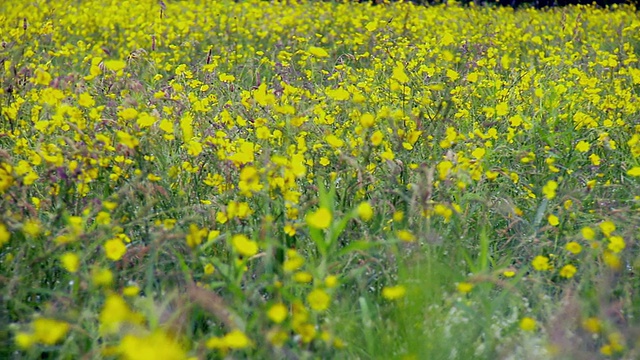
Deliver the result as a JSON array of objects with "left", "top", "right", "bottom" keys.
[{"left": 0, "top": 0, "right": 639, "bottom": 358}]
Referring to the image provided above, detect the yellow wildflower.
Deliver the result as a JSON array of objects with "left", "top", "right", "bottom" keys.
[
  {"left": 119, "top": 331, "right": 186, "bottom": 360},
  {"left": 231, "top": 234, "right": 258, "bottom": 257},
  {"left": 267, "top": 303, "right": 288, "bottom": 323},
  {"left": 306, "top": 207, "right": 332, "bottom": 229},
  {"left": 382, "top": 285, "right": 406, "bottom": 300},
  {"left": 357, "top": 201, "right": 374, "bottom": 221},
  {"left": 307, "top": 288, "right": 331, "bottom": 311},
  {"left": 532, "top": 255, "right": 550, "bottom": 271},
  {"left": 519, "top": 317, "right": 536, "bottom": 331},
  {"left": 33, "top": 318, "right": 69, "bottom": 345},
  {"left": 457, "top": 282, "right": 473, "bottom": 293},
  {"left": 0, "top": 223, "right": 10, "bottom": 248},
  {"left": 396, "top": 230, "right": 415, "bottom": 242},
  {"left": 565, "top": 241, "right": 582, "bottom": 254},
  {"left": 60, "top": 252, "right": 80, "bottom": 273},
  {"left": 559, "top": 264, "right": 577, "bottom": 279},
  {"left": 308, "top": 46, "right": 329, "bottom": 58},
  {"left": 104, "top": 237, "right": 127, "bottom": 261}
]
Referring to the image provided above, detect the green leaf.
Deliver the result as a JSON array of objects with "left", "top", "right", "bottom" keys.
[
  {"left": 330, "top": 211, "right": 354, "bottom": 248},
  {"left": 338, "top": 240, "right": 376, "bottom": 257},
  {"left": 309, "top": 227, "right": 327, "bottom": 256}
]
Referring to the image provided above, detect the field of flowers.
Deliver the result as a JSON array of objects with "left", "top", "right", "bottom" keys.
[{"left": 1, "top": 0, "right": 639, "bottom": 358}]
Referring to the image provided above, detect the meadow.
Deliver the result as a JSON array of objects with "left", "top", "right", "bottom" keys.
[{"left": 1, "top": 0, "right": 639, "bottom": 358}]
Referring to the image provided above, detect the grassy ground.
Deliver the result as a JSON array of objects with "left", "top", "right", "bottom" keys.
[{"left": 1, "top": 0, "right": 639, "bottom": 359}]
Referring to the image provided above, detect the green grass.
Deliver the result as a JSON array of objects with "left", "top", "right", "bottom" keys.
[{"left": 1, "top": 0, "right": 640, "bottom": 359}]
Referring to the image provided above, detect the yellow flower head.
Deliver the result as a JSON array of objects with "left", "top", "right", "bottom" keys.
[
  {"left": 396, "top": 230, "right": 415, "bottom": 242},
  {"left": 307, "top": 288, "right": 331, "bottom": 311},
  {"left": 119, "top": 330, "right": 186, "bottom": 360},
  {"left": 582, "top": 317, "right": 601, "bottom": 334},
  {"left": 382, "top": 285, "right": 406, "bottom": 300},
  {"left": 308, "top": 46, "right": 329, "bottom": 58},
  {"left": 267, "top": 303, "right": 288, "bottom": 323},
  {"left": 231, "top": 234, "right": 258, "bottom": 257},
  {"left": 0, "top": 223, "right": 10, "bottom": 248},
  {"left": 60, "top": 252, "right": 80, "bottom": 273},
  {"left": 565, "top": 241, "right": 582, "bottom": 254},
  {"left": 283, "top": 249, "right": 305, "bottom": 272},
  {"left": 559, "top": 264, "right": 577, "bottom": 279},
  {"left": 520, "top": 317, "right": 536, "bottom": 331},
  {"left": 599, "top": 221, "right": 616, "bottom": 237},
  {"left": 99, "top": 294, "right": 133, "bottom": 334},
  {"left": 357, "top": 201, "right": 374, "bottom": 221},
  {"left": 207, "top": 330, "right": 253, "bottom": 350},
  {"left": 542, "top": 180, "right": 558, "bottom": 200},
  {"left": 33, "top": 318, "right": 69, "bottom": 345},
  {"left": 532, "top": 255, "right": 550, "bottom": 271},
  {"left": 306, "top": 207, "right": 332, "bottom": 229},
  {"left": 457, "top": 282, "right": 474, "bottom": 294},
  {"left": 104, "top": 237, "right": 127, "bottom": 261}
]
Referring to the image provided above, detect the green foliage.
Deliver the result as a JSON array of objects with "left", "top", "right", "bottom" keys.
[{"left": 0, "top": 0, "right": 639, "bottom": 359}]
